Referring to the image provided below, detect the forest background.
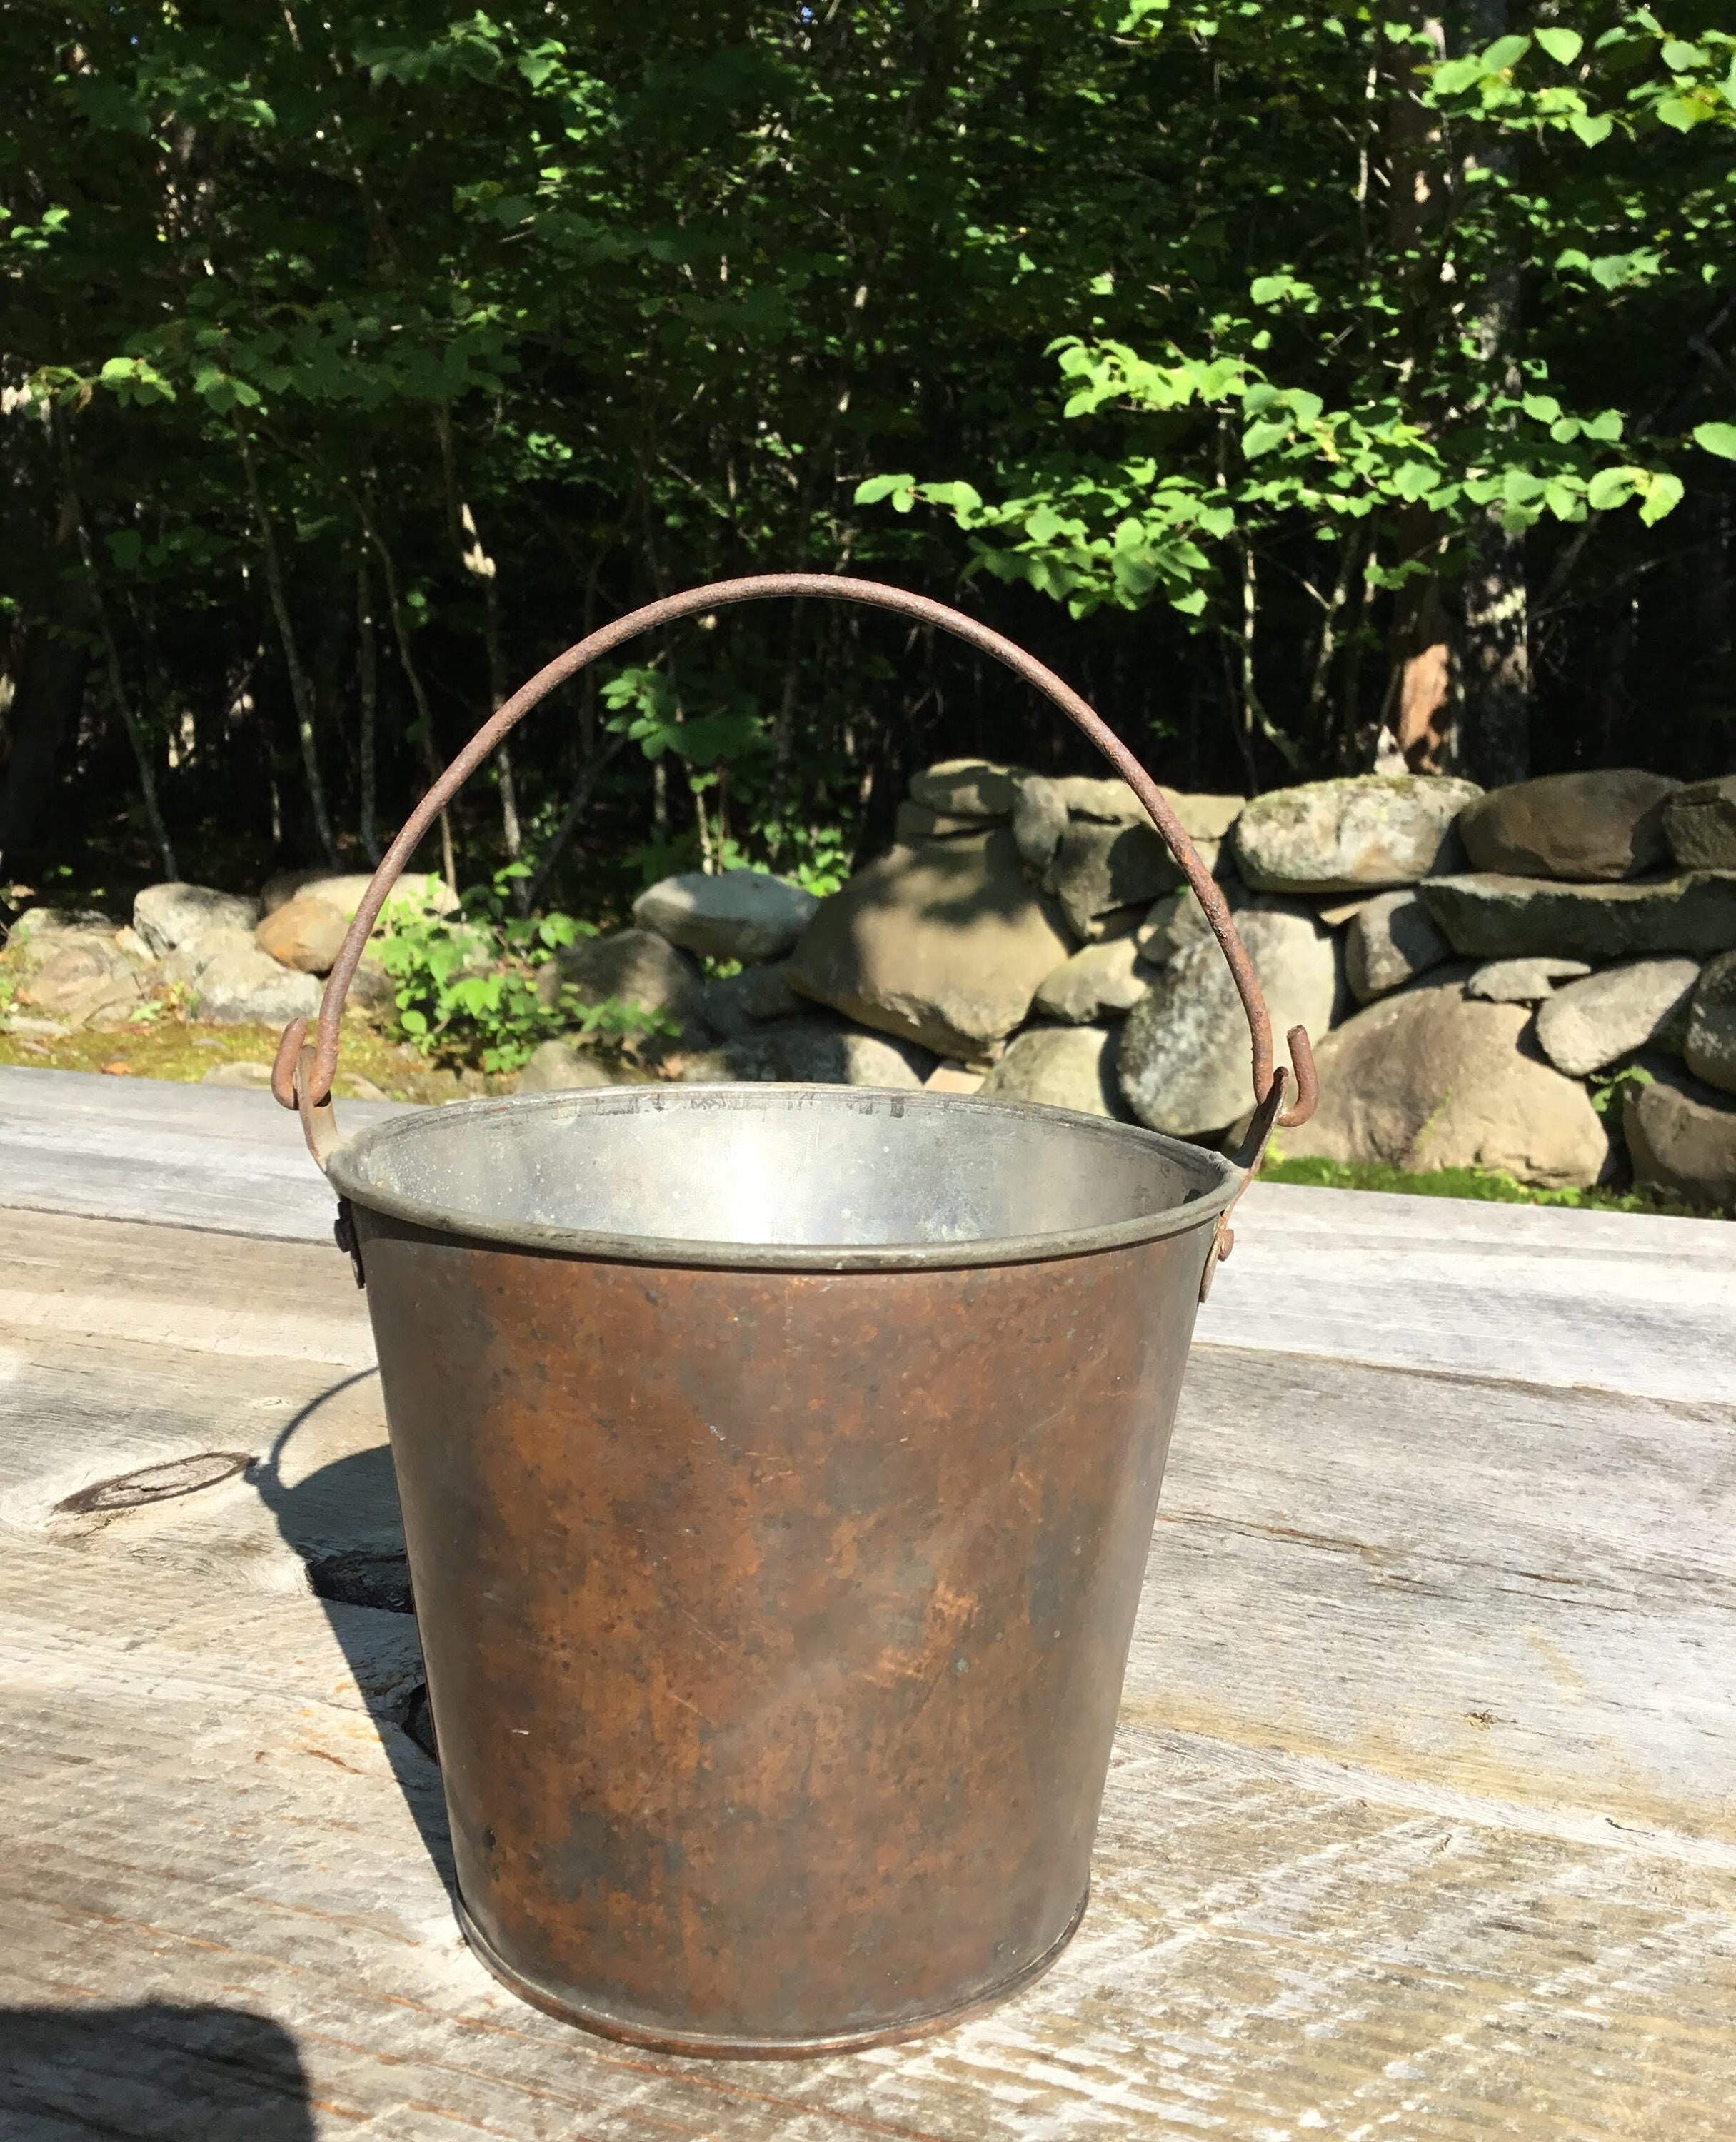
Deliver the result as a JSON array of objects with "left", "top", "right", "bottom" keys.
[{"left": 4, "top": 0, "right": 1734, "bottom": 920}]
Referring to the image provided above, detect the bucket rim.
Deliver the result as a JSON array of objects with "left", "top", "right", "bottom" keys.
[{"left": 325, "top": 1082, "right": 1242, "bottom": 1273}]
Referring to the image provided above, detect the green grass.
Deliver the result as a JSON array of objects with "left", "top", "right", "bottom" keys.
[{"left": 1260, "top": 1152, "right": 1727, "bottom": 1220}]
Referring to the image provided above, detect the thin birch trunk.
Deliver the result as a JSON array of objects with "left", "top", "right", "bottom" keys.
[
  {"left": 356, "top": 558, "right": 381, "bottom": 865},
  {"left": 236, "top": 426, "right": 339, "bottom": 864},
  {"left": 353, "top": 498, "right": 458, "bottom": 894},
  {"left": 436, "top": 407, "right": 521, "bottom": 888}
]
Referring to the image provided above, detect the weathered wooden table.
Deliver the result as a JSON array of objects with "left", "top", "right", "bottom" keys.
[{"left": 2, "top": 1066, "right": 1732, "bottom": 2138}]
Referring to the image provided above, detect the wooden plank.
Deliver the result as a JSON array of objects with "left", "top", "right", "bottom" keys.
[
  {"left": 0, "top": 1065, "right": 413, "bottom": 1244},
  {"left": 1, "top": 1207, "right": 1732, "bottom": 2134},
  {"left": 1206, "top": 1180, "right": 1736, "bottom": 1406},
  {"left": 4, "top": 1065, "right": 1732, "bottom": 1402}
]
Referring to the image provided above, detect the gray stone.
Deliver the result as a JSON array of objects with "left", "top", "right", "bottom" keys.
[
  {"left": 925, "top": 1060, "right": 987, "bottom": 1095},
  {"left": 188, "top": 946, "right": 322, "bottom": 1025},
  {"left": 1045, "top": 820, "right": 1182, "bottom": 938},
  {"left": 1117, "top": 897, "right": 1339, "bottom": 1139},
  {"left": 785, "top": 830, "right": 1072, "bottom": 1057},
  {"left": 1233, "top": 775, "right": 1482, "bottom": 895},
  {"left": 133, "top": 883, "right": 261, "bottom": 955},
  {"left": 516, "top": 1039, "right": 618, "bottom": 1093},
  {"left": 1623, "top": 1060, "right": 1736, "bottom": 1206},
  {"left": 1420, "top": 871, "right": 1736, "bottom": 961},
  {"left": 163, "top": 925, "right": 258, "bottom": 990},
  {"left": 15, "top": 935, "right": 147, "bottom": 1027},
  {"left": 1532, "top": 958, "right": 1700, "bottom": 1077},
  {"left": 1133, "top": 875, "right": 1261, "bottom": 965},
  {"left": 1465, "top": 957, "right": 1594, "bottom": 1004},
  {"left": 1050, "top": 778, "right": 1244, "bottom": 838},
  {"left": 1011, "top": 776, "right": 1069, "bottom": 872},
  {"left": 633, "top": 868, "right": 819, "bottom": 965},
  {"left": 1684, "top": 950, "right": 1736, "bottom": 1094},
  {"left": 679, "top": 1015, "right": 933, "bottom": 1089},
  {"left": 977, "top": 1024, "right": 1125, "bottom": 1118},
  {"left": 908, "top": 759, "right": 1027, "bottom": 818},
  {"left": 199, "top": 1057, "right": 389, "bottom": 1099},
  {"left": 1033, "top": 937, "right": 1153, "bottom": 1023},
  {"left": 1346, "top": 889, "right": 1452, "bottom": 1004},
  {"left": 7, "top": 907, "right": 121, "bottom": 955},
  {"left": 537, "top": 928, "right": 708, "bottom": 1039},
  {"left": 895, "top": 800, "right": 988, "bottom": 843},
  {"left": 260, "top": 869, "right": 456, "bottom": 918},
  {"left": 348, "top": 957, "right": 397, "bottom": 1016},
  {"left": 1276, "top": 972, "right": 1609, "bottom": 1189},
  {"left": 1458, "top": 769, "right": 1679, "bottom": 881},
  {"left": 199, "top": 1059, "right": 279, "bottom": 1088},
  {"left": 1080, "top": 901, "right": 1158, "bottom": 946},
  {"left": 701, "top": 961, "right": 803, "bottom": 1038},
  {"left": 1665, "top": 777, "right": 1736, "bottom": 873},
  {"left": 255, "top": 897, "right": 348, "bottom": 975}
]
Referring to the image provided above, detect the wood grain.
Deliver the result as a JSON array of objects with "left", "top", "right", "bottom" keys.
[
  {"left": 1, "top": 1148, "right": 1732, "bottom": 2133},
  {"left": 4, "top": 1065, "right": 1731, "bottom": 1400}
]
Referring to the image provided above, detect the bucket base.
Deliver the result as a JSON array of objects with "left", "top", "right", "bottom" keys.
[{"left": 453, "top": 1884, "right": 1090, "bottom": 2060}]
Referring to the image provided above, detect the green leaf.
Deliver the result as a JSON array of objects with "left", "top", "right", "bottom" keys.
[
  {"left": 1638, "top": 471, "right": 1685, "bottom": 524},
  {"left": 1586, "top": 466, "right": 1640, "bottom": 511},
  {"left": 1241, "top": 419, "right": 1291, "bottom": 458},
  {"left": 1660, "top": 39, "right": 1707, "bottom": 71},
  {"left": 1481, "top": 34, "right": 1532, "bottom": 73},
  {"left": 1568, "top": 112, "right": 1614, "bottom": 146},
  {"left": 1655, "top": 96, "right": 1701, "bottom": 131},
  {"left": 1431, "top": 56, "right": 1485, "bottom": 95},
  {"left": 853, "top": 473, "right": 912, "bottom": 506},
  {"left": 1535, "top": 26, "right": 1583, "bottom": 66},
  {"left": 1692, "top": 422, "right": 1736, "bottom": 461},
  {"left": 1521, "top": 393, "right": 1562, "bottom": 423},
  {"left": 1249, "top": 274, "right": 1292, "bottom": 305}
]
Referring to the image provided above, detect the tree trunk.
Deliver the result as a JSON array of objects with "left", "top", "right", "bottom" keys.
[
  {"left": 1452, "top": 0, "right": 1530, "bottom": 784},
  {"left": 236, "top": 427, "right": 340, "bottom": 864},
  {"left": 356, "top": 558, "right": 381, "bottom": 865},
  {"left": 1461, "top": 523, "right": 1529, "bottom": 783},
  {"left": 1378, "top": 549, "right": 1462, "bottom": 773},
  {"left": 436, "top": 408, "right": 521, "bottom": 887},
  {"left": 53, "top": 427, "right": 178, "bottom": 877},
  {"left": 1374, "top": 11, "right": 1457, "bottom": 772},
  {"left": 353, "top": 493, "right": 458, "bottom": 895}
]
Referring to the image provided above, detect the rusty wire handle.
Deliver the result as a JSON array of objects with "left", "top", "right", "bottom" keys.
[{"left": 273, "top": 573, "right": 1317, "bottom": 1150}]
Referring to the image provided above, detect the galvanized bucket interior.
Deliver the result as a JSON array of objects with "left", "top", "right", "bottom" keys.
[{"left": 326, "top": 1084, "right": 1240, "bottom": 1268}]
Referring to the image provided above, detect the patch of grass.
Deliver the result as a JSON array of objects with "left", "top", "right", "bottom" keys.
[
  {"left": 1260, "top": 1152, "right": 1726, "bottom": 1221},
  {"left": 0, "top": 1012, "right": 513, "bottom": 1105}
]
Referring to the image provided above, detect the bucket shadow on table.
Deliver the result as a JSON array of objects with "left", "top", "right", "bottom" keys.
[
  {"left": 0, "top": 2003, "right": 314, "bottom": 2141},
  {"left": 248, "top": 1372, "right": 454, "bottom": 1901}
]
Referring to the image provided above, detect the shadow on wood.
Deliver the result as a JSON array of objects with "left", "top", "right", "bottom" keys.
[
  {"left": 0, "top": 2003, "right": 315, "bottom": 2138},
  {"left": 249, "top": 1373, "right": 456, "bottom": 1900}
]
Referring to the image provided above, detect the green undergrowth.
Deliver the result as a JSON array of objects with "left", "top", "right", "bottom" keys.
[{"left": 1260, "top": 1152, "right": 1727, "bottom": 1221}]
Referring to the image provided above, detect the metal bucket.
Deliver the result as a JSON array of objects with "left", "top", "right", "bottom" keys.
[{"left": 271, "top": 575, "right": 1318, "bottom": 2058}]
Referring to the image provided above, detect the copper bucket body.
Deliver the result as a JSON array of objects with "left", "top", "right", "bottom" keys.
[{"left": 330, "top": 1085, "right": 1235, "bottom": 2055}]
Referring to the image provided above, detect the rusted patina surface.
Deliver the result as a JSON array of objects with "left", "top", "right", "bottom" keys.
[{"left": 356, "top": 1210, "right": 1205, "bottom": 2055}]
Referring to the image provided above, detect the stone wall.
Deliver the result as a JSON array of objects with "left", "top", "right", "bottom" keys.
[
  {"left": 610, "top": 764, "right": 1736, "bottom": 1207},
  {"left": 9, "top": 771, "right": 1733, "bottom": 1207}
]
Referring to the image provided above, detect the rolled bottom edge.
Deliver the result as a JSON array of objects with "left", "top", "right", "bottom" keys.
[{"left": 453, "top": 1884, "right": 1091, "bottom": 2061}]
